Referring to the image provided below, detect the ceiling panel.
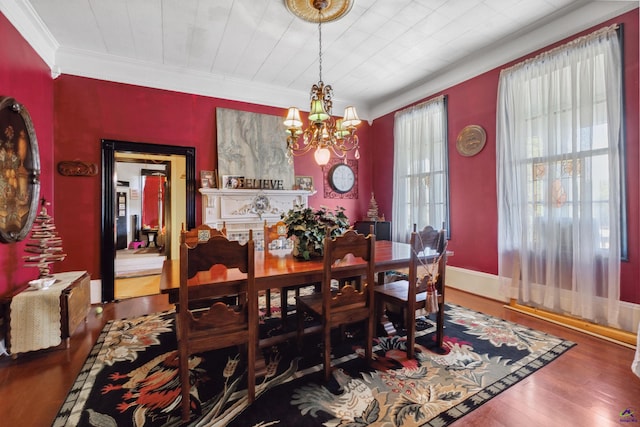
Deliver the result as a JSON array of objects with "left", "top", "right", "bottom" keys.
[{"left": 17, "top": 0, "right": 638, "bottom": 120}]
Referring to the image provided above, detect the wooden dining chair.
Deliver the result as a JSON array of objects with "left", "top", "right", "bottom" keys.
[
  {"left": 374, "top": 225, "right": 447, "bottom": 358},
  {"left": 263, "top": 220, "right": 315, "bottom": 326},
  {"left": 182, "top": 222, "right": 227, "bottom": 246},
  {"left": 262, "top": 220, "right": 283, "bottom": 317},
  {"left": 296, "top": 229, "right": 376, "bottom": 381},
  {"left": 177, "top": 225, "right": 257, "bottom": 421}
]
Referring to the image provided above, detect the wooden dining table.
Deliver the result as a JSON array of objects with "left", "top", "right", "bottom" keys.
[{"left": 159, "top": 240, "right": 416, "bottom": 304}]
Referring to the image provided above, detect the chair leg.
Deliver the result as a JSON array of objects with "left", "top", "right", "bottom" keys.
[
  {"left": 265, "top": 289, "right": 272, "bottom": 317},
  {"left": 280, "top": 288, "right": 288, "bottom": 327},
  {"left": 179, "top": 343, "right": 191, "bottom": 421},
  {"left": 323, "top": 322, "right": 332, "bottom": 382},
  {"left": 247, "top": 340, "right": 256, "bottom": 404},
  {"left": 375, "top": 296, "right": 385, "bottom": 333},
  {"left": 406, "top": 307, "right": 415, "bottom": 360},
  {"left": 436, "top": 301, "right": 445, "bottom": 348},
  {"left": 296, "top": 301, "right": 304, "bottom": 353},
  {"left": 366, "top": 311, "right": 375, "bottom": 363}
]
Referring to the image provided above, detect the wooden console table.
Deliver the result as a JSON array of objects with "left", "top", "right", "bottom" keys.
[{"left": 0, "top": 271, "right": 91, "bottom": 357}]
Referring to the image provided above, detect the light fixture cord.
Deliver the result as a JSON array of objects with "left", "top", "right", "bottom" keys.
[{"left": 317, "top": 10, "right": 323, "bottom": 83}]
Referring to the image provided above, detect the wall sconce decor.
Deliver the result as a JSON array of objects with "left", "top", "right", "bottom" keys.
[
  {"left": 57, "top": 160, "right": 98, "bottom": 176},
  {"left": 456, "top": 125, "right": 486, "bottom": 157}
]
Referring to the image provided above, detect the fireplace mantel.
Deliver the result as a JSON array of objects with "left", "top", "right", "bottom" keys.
[{"left": 199, "top": 188, "right": 311, "bottom": 242}]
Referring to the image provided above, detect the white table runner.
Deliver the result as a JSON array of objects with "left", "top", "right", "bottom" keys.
[{"left": 9, "top": 271, "right": 86, "bottom": 354}]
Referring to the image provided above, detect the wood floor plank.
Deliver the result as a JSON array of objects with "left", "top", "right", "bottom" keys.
[{"left": 0, "top": 289, "right": 637, "bottom": 427}]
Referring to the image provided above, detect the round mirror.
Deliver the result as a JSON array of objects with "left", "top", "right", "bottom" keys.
[{"left": 0, "top": 96, "right": 41, "bottom": 243}]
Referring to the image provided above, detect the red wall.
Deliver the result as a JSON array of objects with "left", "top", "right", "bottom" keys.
[
  {"left": 0, "top": 13, "right": 54, "bottom": 295},
  {"left": 1, "top": 8, "right": 636, "bottom": 306},
  {"left": 371, "top": 9, "right": 640, "bottom": 304},
  {"left": 52, "top": 76, "right": 371, "bottom": 280}
]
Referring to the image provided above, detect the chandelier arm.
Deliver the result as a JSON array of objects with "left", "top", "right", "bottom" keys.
[
  {"left": 289, "top": 144, "right": 316, "bottom": 157},
  {"left": 336, "top": 135, "right": 358, "bottom": 149},
  {"left": 329, "top": 144, "right": 346, "bottom": 158}
]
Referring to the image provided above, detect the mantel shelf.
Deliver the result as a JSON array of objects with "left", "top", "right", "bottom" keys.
[{"left": 199, "top": 188, "right": 313, "bottom": 196}]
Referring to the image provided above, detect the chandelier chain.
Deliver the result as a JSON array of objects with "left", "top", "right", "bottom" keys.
[{"left": 318, "top": 10, "right": 323, "bottom": 83}]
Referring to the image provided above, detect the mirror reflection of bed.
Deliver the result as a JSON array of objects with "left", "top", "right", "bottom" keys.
[{"left": 114, "top": 159, "right": 170, "bottom": 300}]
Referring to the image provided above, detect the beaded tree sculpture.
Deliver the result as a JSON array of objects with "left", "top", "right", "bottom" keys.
[
  {"left": 23, "top": 198, "right": 67, "bottom": 278},
  {"left": 366, "top": 192, "right": 380, "bottom": 221}
]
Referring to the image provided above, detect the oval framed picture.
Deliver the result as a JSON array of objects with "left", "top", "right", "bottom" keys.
[
  {"left": 0, "top": 96, "right": 41, "bottom": 243},
  {"left": 456, "top": 125, "right": 486, "bottom": 157}
]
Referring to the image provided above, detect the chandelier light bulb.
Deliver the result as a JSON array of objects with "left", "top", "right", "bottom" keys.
[
  {"left": 314, "top": 147, "right": 331, "bottom": 165},
  {"left": 320, "top": 126, "right": 330, "bottom": 141}
]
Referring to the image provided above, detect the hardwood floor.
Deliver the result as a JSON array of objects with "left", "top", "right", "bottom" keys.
[{"left": 1, "top": 289, "right": 638, "bottom": 426}]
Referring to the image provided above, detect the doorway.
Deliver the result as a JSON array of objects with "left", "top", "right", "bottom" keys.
[
  {"left": 113, "top": 159, "right": 169, "bottom": 299},
  {"left": 101, "top": 140, "right": 196, "bottom": 302}
]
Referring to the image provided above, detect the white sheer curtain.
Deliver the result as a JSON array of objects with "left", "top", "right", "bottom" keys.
[
  {"left": 392, "top": 96, "right": 448, "bottom": 242},
  {"left": 497, "top": 25, "right": 622, "bottom": 328}
]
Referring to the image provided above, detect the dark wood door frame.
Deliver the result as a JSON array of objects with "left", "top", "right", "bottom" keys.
[{"left": 101, "top": 139, "right": 196, "bottom": 302}]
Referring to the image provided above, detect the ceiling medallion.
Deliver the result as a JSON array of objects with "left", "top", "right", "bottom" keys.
[{"left": 284, "top": 0, "right": 354, "bottom": 23}]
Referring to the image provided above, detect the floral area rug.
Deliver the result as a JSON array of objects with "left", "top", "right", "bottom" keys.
[{"left": 53, "top": 303, "right": 575, "bottom": 426}]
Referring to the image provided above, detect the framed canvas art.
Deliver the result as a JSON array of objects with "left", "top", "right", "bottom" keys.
[
  {"left": 216, "top": 108, "right": 294, "bottom": 189},
  {"left": 222, "top": 175, "right": 244, "bottom": 189},
  {"left": 200, "top": 170, "right": 216, "bottom": 188},
  {"left": 295, "top": 176, "right": 314, "bottom": 191}
]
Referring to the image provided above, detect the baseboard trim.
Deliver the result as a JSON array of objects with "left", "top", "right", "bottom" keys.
[
  {"left": 445, "top": 265, "right": 638, "bottom": 346},
  {"left": 446, "top": 266, "right": 507, "bottom": 302},
  {"left": 506, "top": 302, "right": 636, "bottom": 348}
]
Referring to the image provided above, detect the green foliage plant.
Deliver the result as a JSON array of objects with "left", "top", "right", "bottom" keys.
[{"left": 281, "top": 205, "right": 350, "bottom": 260}]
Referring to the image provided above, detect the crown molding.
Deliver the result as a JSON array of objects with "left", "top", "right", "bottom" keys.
[
  {"left": 368, "top": 1, "right": 639, "bottom": 120},
  {"left": 0, "top": 0, "right": 58, "bottom": 69},
  {"left": 55, "top": 45, "right": 372, "bottom": 119}
]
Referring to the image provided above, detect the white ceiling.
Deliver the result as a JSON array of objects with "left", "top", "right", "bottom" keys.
[{"left": 2, "top": 0, "right": 637, "bottom": 120}]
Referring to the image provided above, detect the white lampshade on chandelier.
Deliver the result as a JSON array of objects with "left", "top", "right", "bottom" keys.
[{"left": 284, "top": 0, "right": 361, "bottom": 166}]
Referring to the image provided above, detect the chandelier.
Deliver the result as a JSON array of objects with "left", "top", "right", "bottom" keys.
[{"left": 284, "top": 0, "right": 361, "bottom": 166}]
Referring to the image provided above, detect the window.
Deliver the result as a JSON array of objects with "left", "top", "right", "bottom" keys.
[
  {"left": 522, "top": 74, "right": 620, "bottom": 254},
  {"left": 392, "top": 96, "right": 449, "bottom": 242},
  {"left": 497, "top": 24, "right": 623, "bottom": 328}
]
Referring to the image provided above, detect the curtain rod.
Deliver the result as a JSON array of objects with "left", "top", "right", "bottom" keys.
[
  {"left": 395, "top": 94, "right": 445, "bottom": 117},
  {"left": 501, "top": 23, "right": 619, "bottom": 75}
]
